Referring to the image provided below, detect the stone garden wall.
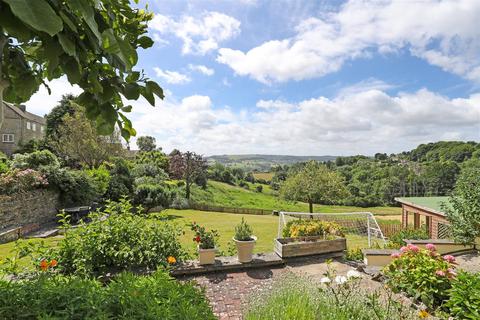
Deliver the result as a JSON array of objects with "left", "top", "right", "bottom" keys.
[{"left": 0, "top": 189, "right": 60, "bottom": 233}]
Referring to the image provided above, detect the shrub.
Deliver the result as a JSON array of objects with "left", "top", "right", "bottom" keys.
[
  {"left": 132, "top": 162, "right": 168, "bottom": 181},
  {"left": 171, "top": 195, "right": 190, "bottom": 209},
  {"left": 386, "top": 228, "right": 429, "bottom": 248},
  {"left": 0, "top": 169, "right": 48, "bottom": 194},
  {"left": 190, "top": 222, "right": 219, "bottom": 249},
  {"left": 133, "top": 183, "right": 174, "bottom": 212},
  {"left": 345, "top": 247, "right": 364, "bottom": 261},
  {"left": 384, "top": 243, "right": 457, "bottom": 308},
  {"left": 282, "top": 220, "right": 344, "bottom": 238},
  {"left": 234, "top": 218, "right": 254, "bottom": 241},
  {"left": 0, "top": 271, "right": 215, "bottom": 319},
  {"left": 56, "top": 200, "right": 187, "bottom": 276},
  {"left": 105, "top": 158, "right": 134, "bottom": 201},
  {"left": 11, "top": 150, "right": 59, "bottom": 170},
  {"left": 445, "top": 271, "right": 480, "bottom": 319},
  {"left": 85, "top": 165, "right": 111, "bottom": 197},
  {"left": 255, "top": 185, "right": 263, "bottom": 193}
]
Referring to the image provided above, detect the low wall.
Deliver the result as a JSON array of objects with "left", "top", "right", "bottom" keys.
[
  {"left": 0, "top": 189, "right": 60, "bottom": 241},
  {"left": 404, "top": 239, "right": 475, "bottom": 255}
]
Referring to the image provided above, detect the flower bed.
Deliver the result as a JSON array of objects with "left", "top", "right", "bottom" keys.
[{"left": 275, "top": 220, "right": 346, "bottom": 258}]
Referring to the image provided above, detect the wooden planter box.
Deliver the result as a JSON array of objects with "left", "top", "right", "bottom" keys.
[{"left": 274, "top": 236, "right": 346, "bottom": 258}]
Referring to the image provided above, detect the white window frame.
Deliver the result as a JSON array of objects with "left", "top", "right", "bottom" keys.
[
  {"left": 2, "top": 134, "right": 14, "bottom": 143},
  {"left": 41, "top": 125, "right": 45, "bottom": 133},
  {"left": 26, "top": 121, "right": 31, "bottom": 130},
  {"left": 32, "top": 123, "right": 36, "bottom": 131}
]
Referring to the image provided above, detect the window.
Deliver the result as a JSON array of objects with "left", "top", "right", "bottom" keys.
[
  {"left": 41, "top": 126, "right": 45, "bottom": 133},
  {"left": 32, "top": 123, "right": 36, "bottom": 131},
  {"left": 26, "top": 121, "right": 31, "bottom": 130},
  {"left": 2, "top": 134, "right": 14, "bottom": 143}
]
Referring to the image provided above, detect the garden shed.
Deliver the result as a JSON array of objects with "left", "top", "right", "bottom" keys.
[{"left": 395, "top": 197, "right": 451, "bottom": 239}]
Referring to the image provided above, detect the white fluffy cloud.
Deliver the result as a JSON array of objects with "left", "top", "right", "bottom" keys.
[
  {"left": 153, "top": 67, "right": 191, "bottom": 84},
  {"left": 217, "top": 0, "right": 480, "bottom": 83},
  {"left": 130, "top": 88, "right": 480, "bottom": 155},
  {"left": 150, "top": 11, "right": 241, "bottom": 55},
  {"left": 188, "top": 64, "right": 215, "bottom": 76}
]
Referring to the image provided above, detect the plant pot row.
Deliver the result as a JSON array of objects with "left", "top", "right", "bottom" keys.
[{"left": 198, "top": 236, "right": 257, "bottom": 265}]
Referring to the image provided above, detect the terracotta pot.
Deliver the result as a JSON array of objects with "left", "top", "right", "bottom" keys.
[
  {"left": 233, "top": 236, "right": 257, "bottom": 263},
  {"left": 198, "top": 247, "right": 216, "bottom": 265}
]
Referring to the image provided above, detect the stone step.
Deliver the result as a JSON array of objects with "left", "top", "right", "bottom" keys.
[{"left": 26, "top": 228, "right": 59, "bottom": 239}]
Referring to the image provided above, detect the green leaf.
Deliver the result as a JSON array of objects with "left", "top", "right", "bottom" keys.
[
  {"left": 0, "top": 4, "right": 32, "bottom": 41},
  {"left": 59, "top": 11, "right": 78, "bottom": 33},
  {"left": 146, "top": 81, "right": 164, "bottom": 100},
  {"left": 4, "top": 0, "right": 63, "bottom": 36},
  {"left": 58, "top": 33, "right": 76, "bottom": 57},
  {"left": 67, "top": 0, "right": 101, "bottom": 42},
  {"left": 101, "top": 29, "right": 120, "bottom": 54},
  {"left": 63, "top": 58, "right": 82, "bottom": 83},
  {"left": 121, "top": 105, "right": 132, "bottom": 112},
  {"left": 138, "top": 36, "right": 154, "bottom": 49},
  {"left": 123, "top": 83, "right": 140, "bottom": 100}
]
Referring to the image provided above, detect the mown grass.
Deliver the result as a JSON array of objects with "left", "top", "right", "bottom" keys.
[
  {"left": 191, "top": 181, "right": 401, "bottom": 216},
  {"left": 252, "top": 172, "right": 274, "bottom": 181}
]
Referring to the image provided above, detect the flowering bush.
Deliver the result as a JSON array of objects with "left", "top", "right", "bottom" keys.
[
  {"left": 0, "top": 168, "right": 48, "bottom": 194},
  {"left": 190, "top": 222, "right": 219, "bottom": 249},
  {"left": 282, "top": 220, "right": 344, "bottom": 238},
  {"left": 384, "top": 243, "right": 457, "bottom": 308}
]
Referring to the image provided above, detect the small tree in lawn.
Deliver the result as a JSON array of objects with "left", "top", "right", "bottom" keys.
[
  {"left": 444, "top": 167, "right": 480, "bottom": 244},
  {"left": 169, "top": 150, "right": 207, "bottom": 200},
  {"left": 136, "top": 136, "right": 156, "bottom": 152},
  {"left": 280, "top": 161, "right": 349, "bottom": 213}
]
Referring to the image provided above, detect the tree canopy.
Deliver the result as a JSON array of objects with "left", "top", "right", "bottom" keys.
[
  {"left": 0, "top": 0, "right": 163, "bottom": 139},
  {"left": 280, "top": 161, "right": 349, "bottom": 213},
  {"left": 136, "top": 136, "right": 156, "bottom": 152}
]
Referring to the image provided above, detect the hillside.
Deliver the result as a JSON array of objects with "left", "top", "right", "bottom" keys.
[
  {"left": 190, "top": 181, "right": 401, "bottom": 216},
  {"left": 206, "top": 154, "right": 338, "bottom": 171}
]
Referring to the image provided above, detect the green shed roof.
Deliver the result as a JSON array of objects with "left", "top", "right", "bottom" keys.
[{"left": 395, "top": 197, "right": 451, "bottom": 215}]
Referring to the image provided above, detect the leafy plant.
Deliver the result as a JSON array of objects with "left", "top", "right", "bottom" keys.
[
  {"left": 56, "top": 200, "right": 187, "bottom": 276},
  {"left": 85, "top": 165, "right": 111, "bottom": 197},
  {"left": 11, "top": 150, "right": 59, "bottom": 170},
  {"left": 0, "top": 168, "right": 48, "bottom": 194},
  {"left": 0, "top": 271, "right": 215, "bottom": 319},
  {"left": 445, "top": 271, "right": 480, "bottom": 319},
  {"left": 190, "top": 222, "right": 219, "bottom": 250},
  {"left": 282, "top": 220, "right": 344, "bottom": 238},
  {"left": 345, "top": 248, "right": 364, "bottom": 262},
  {"left": 384, "top": 243, "right": 457, "bottom": 309},
  {"left": 234, "top": 218, "right": 254, "bottom": 241},
  {"left": 133, "top": 183, "right": 174, "bottom": 212},
  {"left": 386, "top": 228, "right": 429, "bottom": 248}
]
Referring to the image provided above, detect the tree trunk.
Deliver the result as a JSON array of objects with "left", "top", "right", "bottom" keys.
[
  {"left": 185, "top": 178, "right": 191, "bottom": 200},
  {"left": 309, "top": 201, "right": 313, "bottom": 213}
]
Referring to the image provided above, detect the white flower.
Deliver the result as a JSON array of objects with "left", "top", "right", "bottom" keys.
[
  {"left": 320, "top": 277, "right": 331, "bottom": 284},
  {"left": 346, "top": 270, "right": 361, "bottom": 279},
  {"left": 334, "top": 275, "right": 347, "bottom": 284}
]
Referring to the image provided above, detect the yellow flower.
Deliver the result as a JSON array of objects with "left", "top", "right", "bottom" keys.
[
  {"left": 418, "top": 310, "right": 429, "bottom": 319},
  {"left": 167, "top": 256, "right": 176, "bottom": 265}
]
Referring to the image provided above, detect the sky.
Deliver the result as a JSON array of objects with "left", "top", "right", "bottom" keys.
[{"left": 25, "top": 0, "right": 480, "bottom": 156}]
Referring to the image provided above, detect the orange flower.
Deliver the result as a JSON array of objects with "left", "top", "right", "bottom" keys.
[
  {"left": 39, "top": 259, "right": 49, "bottom": 271},
  {"left": 167, "top": 256, "right": 176, "bottom": 265},
  {"left": 49, "top": 259, "right": 58, "bottom": 268}
]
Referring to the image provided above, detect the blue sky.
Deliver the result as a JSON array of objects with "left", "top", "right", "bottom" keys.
[{"left": 27, "top": 0, "right": 480, "bottom": 156}]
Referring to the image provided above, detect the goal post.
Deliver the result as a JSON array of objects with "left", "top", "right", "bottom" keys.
[{"left": 278, "top": 211, "right": 387, "bottom": 248}]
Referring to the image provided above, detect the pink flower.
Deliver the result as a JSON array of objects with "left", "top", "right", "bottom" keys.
[
  {"left": 425, "top": 243, "right": 436, "bottom": 251},
  {"left": 443, "top": 255, "right": 456, "bottom": 263},
  {"left": 400, "top": 246, "right": 408, "bottom": 253},
  {"left": 391, "top": 253, "right": 401, "bottom": 259},
  {"left": 407, "top": 244, "right": 420, "bottom": 252},
  {"left": 447, "top": 268, "right": 457, "bottom": 278},
  {"left": 435, "top": 270, "right": 446, "bottom": 277}
]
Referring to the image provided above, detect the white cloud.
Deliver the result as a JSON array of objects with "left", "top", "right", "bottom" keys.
[
  {"left": 24, "top": 77, "right": 82, "bottom": 116},
  {"left": 130, "top": 88, "right": 480, "bottom": 155},
  {"left": 150, "top": 11, "right": 241, "bottom": 55},
  {"left": 153, "top": 67, "right": 191, "bottom": 84},
  {"left": 188, "top": 64, "right": 215, "bottom": 76},
  {"left": 217, "top": 0, "right": 480, "bottom": 83}
]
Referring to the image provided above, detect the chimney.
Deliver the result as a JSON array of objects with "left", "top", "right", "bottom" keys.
[{"left": 18, "top": 104, "right": 26, "bottom": 112}]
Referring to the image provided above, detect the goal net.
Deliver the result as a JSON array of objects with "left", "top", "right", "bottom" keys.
[{"left": 278, "top": 211, "right": 387, "bottom": 248}]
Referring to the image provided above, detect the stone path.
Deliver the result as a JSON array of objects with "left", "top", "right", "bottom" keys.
[{"left": 456, "top": 251, "right": 480, "bottom": 273}]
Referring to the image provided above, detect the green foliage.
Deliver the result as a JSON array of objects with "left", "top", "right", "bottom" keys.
[
  {"left": 282, "top": 220, "right": 344, "bottom": 238},
  {"left": 280, "top": 161, "right": 349, "bottom": 212},
  {"left": 384, "top": 244, "right": 456, "bottom": 308},
  {"left": 85, "top": 165, "right": 111, "bottom": 197},
  {"left": 135, "top": 150, "right": 169, "bottom": 172},
  {"left": 445, "top": 271, "right": 480, "bottom": 319},
  {"left": 444, "top": 167, "right": 480, "bottom": 244},
  {"left": 0, "top": 0, "right": 164, "bottom": 138},
  {"left": 255, "top": 185, "right": 263, "bottom": 193},
  {"left": 344, "top": 247, "right": 364, "bottom": 261},
  {"left": 133, "top": 183, "right": 174, "bottom": 212},
  {"left": 190, "top": 222, "right": 219, "bottom": 249},
  {"left": 234, "top": 218, "right": 254, "bottom": 241},
  {"left": 11, "top": 150, "right": 59, "bottom": 170},
  {"left": 0, "top": 271, "right": 215, "bottom": 319},
  {"left": 132, "top": 162, "right": 168, "bottom": 184},
  {"left": 15, "top": 138, "right": 47, "bottom": 154},
  {"left": 45, "top": 94, "right": 76, "bottom": 139},
  {"left": 105, "top": 157, "right": 134, "bottom": 201},
  {"left": 136, "top": 135, "right": 156, "bottom": 152},
  {"left": 56, "top": 200, "right": 187, "bottom": 276},
  {"left": 386, "top": 228, "right": 429, "bottom": 248}
]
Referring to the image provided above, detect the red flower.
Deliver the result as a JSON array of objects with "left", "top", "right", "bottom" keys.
[{"left": 195, "top": 235, "right": 201, "bottom": 243}]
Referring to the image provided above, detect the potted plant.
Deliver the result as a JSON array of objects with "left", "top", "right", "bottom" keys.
[
  {"left": 233, "top": 218, "right": 256, "bottom": 263},
  {"left": 190, "top": 222, "right": 219, "bottom": 265}
]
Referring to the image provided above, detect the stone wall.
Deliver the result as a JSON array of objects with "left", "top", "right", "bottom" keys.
[{"left": 0, "top": 189, "right": 60, "bottom": 231}]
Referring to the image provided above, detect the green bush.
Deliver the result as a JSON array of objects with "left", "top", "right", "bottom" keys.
[
  {"left": 387, "top": 228, "right": 429, "bottom": 248},
  {"left": 106, "top": 158, "right": 134, "bottom": 201},
  {"left": 85, "top": 165, "right": 111, "bottom": 197},
  {"left": 0, "top": 271, "right": 215, "bottom": 319},
  {"left": 133, "top": 183, "right": 175, "bottom": 212},
  {"left": 384, "top": 243, "right": 456, "bottom": 308},
  {"left": 56, "top": 200, "right": 187, "bottom": 276},
  {"left": 445, "top": 271, "right": 480, "bottom": 319},
  {"left": 11, "top": 150, "right": 59, "bottom": 170},
  {"left": 234, "top": 218, "right": 254, "bottom": 241},
  {"left": 282, "top": 220, "right": 344, "bottom": 238}
]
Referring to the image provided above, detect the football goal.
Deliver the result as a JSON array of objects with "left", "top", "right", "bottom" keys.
[{"left": 278, "top": 211, "right": 387, "bottom": 247}]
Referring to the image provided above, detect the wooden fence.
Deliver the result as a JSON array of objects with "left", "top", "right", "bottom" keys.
[
  {"left": 377, "top": 222, "right": 403, "bottom": 238},
  {"left": 190, "top": 203, "right": 273, "bottom": 215}
]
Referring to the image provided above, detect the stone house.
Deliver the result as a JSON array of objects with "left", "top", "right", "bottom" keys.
[{"left": 0, "top": 101, "right": 46, "bottom": 156}]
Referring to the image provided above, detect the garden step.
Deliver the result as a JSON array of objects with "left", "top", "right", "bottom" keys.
[
  {"left": 26, "top": 228, "right": 59, "bottom": 239},
  {"left": 171, "top": 252, "right": 284, "bottom": 277}
]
